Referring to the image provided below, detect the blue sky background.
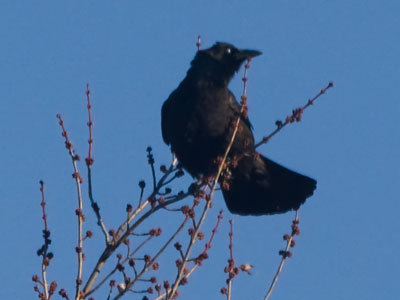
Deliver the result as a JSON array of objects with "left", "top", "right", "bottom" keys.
[{"left": 1, "top": 1, "right": 399, "bottom": 299}]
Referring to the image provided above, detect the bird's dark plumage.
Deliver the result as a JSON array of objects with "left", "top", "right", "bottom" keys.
[{"left": 161, "top": 42, "right": 316, "bottom": 216}]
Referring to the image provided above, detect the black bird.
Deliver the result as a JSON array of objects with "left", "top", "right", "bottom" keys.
[{"left": 161, "top": 42, "right": 316, "bottom": 216}]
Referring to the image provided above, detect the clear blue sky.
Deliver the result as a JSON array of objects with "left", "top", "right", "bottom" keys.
[{"left": 1, "top": 1, "right": 399, "bottom": 299}]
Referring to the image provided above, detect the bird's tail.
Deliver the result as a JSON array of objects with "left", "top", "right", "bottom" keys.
[{"left": 221, "top": 153, "right": 316, "bottom": 216}]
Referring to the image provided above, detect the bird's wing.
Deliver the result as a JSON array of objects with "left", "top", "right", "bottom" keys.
[{"left": 161, "top": 97, "right": 172, "bottom": 145}]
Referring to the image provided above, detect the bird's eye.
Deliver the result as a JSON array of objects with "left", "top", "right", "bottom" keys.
[{"left": 226, "top": 48, "right": 231, "bottom": 54}]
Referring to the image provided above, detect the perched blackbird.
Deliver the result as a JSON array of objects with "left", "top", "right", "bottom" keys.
[{"left": 161, "top": 42, "right": 316, "bottom": 216}]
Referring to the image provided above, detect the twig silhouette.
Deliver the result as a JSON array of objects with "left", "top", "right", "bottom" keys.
[
  {"left": 263, "top": 211, "right": 300, "bottom": 300},
  {"left": 154, "top": 210, "right": 224, "bottom": 300},
  {"left": 84, "top": 84, "right": 110, "bottom": 244},
  {"left": 226, "top": 220, "right": 234, "bottom": 300},
  {"left": 255, "top": 82, "right": 333, "bottom": 149},
  {"left": 56, "top": 114, "right": 85, "bottom": 300}
]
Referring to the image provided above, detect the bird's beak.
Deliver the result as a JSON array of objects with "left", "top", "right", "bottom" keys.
[{"left": 236, "top": 49, "right": 262, "bottom": 60}]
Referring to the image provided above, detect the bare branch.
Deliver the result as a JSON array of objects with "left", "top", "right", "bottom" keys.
[
  {"left": 82, "top": 166, "right": 190, "bottom": 297},
  {"left": 39, "top": 181, "right": 49, "bottom": 300},
  {"left": 56, "top": 114, "right": 85, "bottom": 299},
  {"left": 263, "top": 211, "right": 300, "bottom": 300},
  {"left": 84, "top": 84, "right": 110, "bottom": 244},
  {"left": 255, "top": 82, "right": 334, "bottom": 148}
]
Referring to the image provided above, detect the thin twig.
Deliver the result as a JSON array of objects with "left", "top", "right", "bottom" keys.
[
  {"left": 88, "top": 167, "right": 110, "bottom": 243},
  {"left": 147, "top": 147, "right": 157, "bottom": 190},
  {"left": 263, "top": 211, "right": 299, "bottom": 300},
  {"left": 203, "top": 210, "right": 223, "bottom": 254},
  {"left": 84, "top": 84, "right": 110, "bottom": 244},
  {"left": 56, "top": 114, "right": 85, "bottom": 300},
  {"left": 227, "top": 220, "right": 234, "bottom": 300},
  {"left": 161, "top": 173, "right": 180, "bottom": 187},
  {"left": 196, "top": 35, "right": 201, "bottom": 51},
  {"left": 255, "top": 82, "right": 334, "bottom": 149},
  {"left": 137, "top": 181, "right": 146, "bottom": 208},
  {"left": 39, "top": 181, "right": 50, "bottom": 300}
]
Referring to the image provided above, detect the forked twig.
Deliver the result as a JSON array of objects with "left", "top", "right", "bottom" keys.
[
  {"left": 82, "top": 164, "right": 190, "bottom": 297},
  {"left": 154, "top": 210, "right": 224, "bottom": 300},
  {"left": 113, "top": 216, "right": 189, "bottom": 300}
]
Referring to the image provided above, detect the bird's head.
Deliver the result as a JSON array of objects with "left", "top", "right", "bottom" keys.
[{"left": 189, "top": 42, "right": 262, "bottom": 85}]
